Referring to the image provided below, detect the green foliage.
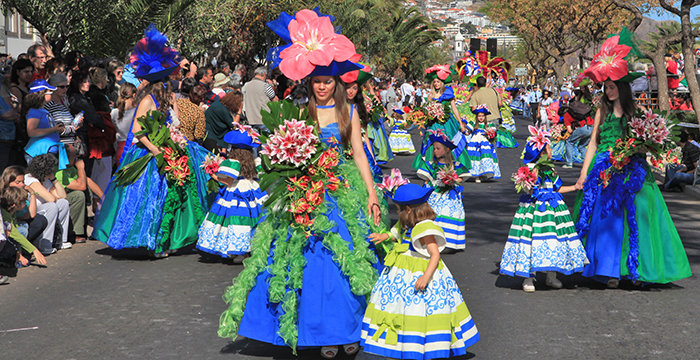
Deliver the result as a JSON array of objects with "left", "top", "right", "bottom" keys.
[
  {"left": 2, "top": 0, "right": 194, "bottom": 58},
  {"left": 113, "top": 111, "right": 173, "bottom": 186}
]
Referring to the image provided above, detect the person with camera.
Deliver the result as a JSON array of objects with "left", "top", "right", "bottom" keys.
[{"left": 562, "top": 98, "right": 594, "bottom": 169}]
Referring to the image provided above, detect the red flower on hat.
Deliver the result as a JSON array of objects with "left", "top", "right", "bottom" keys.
[
  {"left": 279, "top": 9, "right": 356, "bottom": 80},
  {"left": 581, "top": 36, "right": 630, "bottom": 84},
  {"left": 425, "top": 64, "right": 452, "bottom": 81}
]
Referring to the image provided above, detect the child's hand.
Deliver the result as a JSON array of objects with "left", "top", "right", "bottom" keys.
[
  {"left": 369, "top": 232, "right": 390, "bottom": 245},
  {"left": 415, "top": 275, "right": 430, "bottom": 291},
  {"left": 18, "top": 255, "right": 29, "bottom": 267}
]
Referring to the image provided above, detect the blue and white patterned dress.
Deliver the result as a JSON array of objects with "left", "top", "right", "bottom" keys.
[
  {"left": 500, "top": 170, "right": 588, "bottom": 278},
  {"left": 466, "top": 122, "right": 501, "bottom": 179},
  {"left": 197, "top": 159, "right": 267, "bottom": 257},
  {"left": 362, "top": 220, "right": 480, "bottom": 359}
]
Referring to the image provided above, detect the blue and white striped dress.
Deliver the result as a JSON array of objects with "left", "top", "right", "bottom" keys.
[{"left": 197, "top": 159, "right": 267, "bottom": 257}]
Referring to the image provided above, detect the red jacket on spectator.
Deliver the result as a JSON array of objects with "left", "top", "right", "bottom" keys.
[{"left": 563, "top": 112, "right": 593, "bottom": 128}]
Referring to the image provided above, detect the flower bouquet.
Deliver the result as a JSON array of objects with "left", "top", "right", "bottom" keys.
[
  {"left": 550, "top": 123, "right": 567, "bottom": 142},
  {"left": 650, "top": 147, "right": 683, "bottom": 170},
  {"left": 512, "top": 166, "right": 538, "bottom": 193},
  {"left": 377, "top": 168, "right": 410, "bottom": 195},
  {"left": 406, "top": 107, "right": 427, "bottom": 129},
  {"left": 599, "top": 109, "right": 680, "bottom": 187},
  {"left": 258, "top": 100, "right": 349, "bottom": 235},
  {"left": 368, "top": 93, "right": 385, "bottom": 125},
  {"left": 437, "top": 167, "right": 460, "bottom": 187},
  {"left": 114, "top": 111, "right": 190, "bottom": 186},
  {"left": 484, "top": 125, "right": 497, "bottom": 141},
  {"left": 424, "top": 101, "right": 447, "bottom": 125}
]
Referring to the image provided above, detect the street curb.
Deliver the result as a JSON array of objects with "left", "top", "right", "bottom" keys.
[{"left": 650, "top": 167, "right": 700, "bottom": 200}]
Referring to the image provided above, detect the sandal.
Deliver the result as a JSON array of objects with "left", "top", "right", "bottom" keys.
[
  {"left": 607, "top": 278, "right": 619, "bottom": 289},
  {"left": 320, "top": 346, "right": 339, "bottom": 359},
  {"left": 343, "top": 342, "right": 360, "bottom": 355}
]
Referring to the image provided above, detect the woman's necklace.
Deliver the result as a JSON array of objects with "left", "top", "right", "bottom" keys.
[{"left": 317, "top": 104, "right": 335, "bottom": 109}]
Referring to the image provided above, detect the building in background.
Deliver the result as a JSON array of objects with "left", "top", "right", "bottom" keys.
[{"left": 0, "top": 9, "right": 40, "bottom": 56}]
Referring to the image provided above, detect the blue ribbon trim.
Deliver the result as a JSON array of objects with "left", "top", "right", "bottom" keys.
[{"left": 575, "top": 153, "right": 647, "bottom": 281}]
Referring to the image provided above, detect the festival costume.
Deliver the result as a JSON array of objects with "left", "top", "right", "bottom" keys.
[
  {"left": 574, "top": 114, "right": 691, "bottom": 283},
  {"left": 389, "top": 109, "right": 416, "bottom": 154},
  {"left": 361, "top": 218, "right": 480, "bottom": 358},
  {"left": 465, "top": 121, "right": 501, "bottom": 179},
  {"left": 94, "top": 26, "right": 210, "bottom": 253},
  {"left": 197, "top": 129, "right": 268, "bottom": 257},
  {"left": 411, "top": 86, "right": 470, "bottom": 171},
  {"left": 495, "top": 105, "right": 519, "bottom": 149},
  {"left": 572, "top": 33, "right": 691, "bottom": 284},
  {"left": 552, "top": 139, "right": 583, "bottom": 163},
  {"left": 416, "top": 132, "right": 469, "bottom": 250},
  {"left": 218, "top": 9, "right": 388, "bottom": 352},
  {"left": 500, "top": 169, "right": 588, "bottom": 278},
  {"left": 367, "top": 118, "right": 393, "bottom": 164}
]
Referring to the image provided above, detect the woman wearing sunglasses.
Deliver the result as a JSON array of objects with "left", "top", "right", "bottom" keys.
[{"left": 44, "top": 73, "right": 82, "bottom": 149}]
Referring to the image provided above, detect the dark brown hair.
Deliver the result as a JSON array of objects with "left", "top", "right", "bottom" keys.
[
  {"left": 116, "top": 82, "right": 137, "bottom": 122},
  {"left": 398, "top": 202, "right": 436, "bottom": 230},
  {"left": 220, "top": 90, "right": 243, "bottom": 113},
  {"left": 135, "top": 78, "right": 172, "bottom": 113},
  {"left": 307, "top": 76, "right": 352, "bottom": 148},
  {"left": 597, "top": 80, "right": 636, "bottom": 144},
  {"left": 0, "top": 165, "right": 25, "bottom": 191},
  {"left": 1, "top": 186, "right": 28, "bottom": 210},
  {"left": 228, "top": 148, "right": 256, "bottom": 180},
  {"left": 189, "top": 84, "right": 208, "bottom": 106},
  {"left": 346, "top": 82, "right": 369, "bottom": 125}
]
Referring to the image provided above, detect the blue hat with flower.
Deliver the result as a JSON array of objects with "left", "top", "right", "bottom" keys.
[
  {"left": 265, "top": 8, "right": 362, "bottom": 81},
  {"left": 522, "top": 125, "right": 551, "bottom": 164},
  {"left": 428, "top": 129, "right": 456, "bottom": 150},
  {"left": 130, "top": 24, "right": 181, "bottom": 82},
  {"left": 472, "top": 104, "right": 491, "bottom": 115},
  {"left": 29, "top": 79, "right": 57, "bottom": 93},
  {"left": 224, "top": 126, "right": 261, "bottom": 149}
]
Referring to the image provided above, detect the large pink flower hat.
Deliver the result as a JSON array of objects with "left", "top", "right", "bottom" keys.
[
  {"left": 266, "top": 8, "right": 362, "bottom": 81},
  {"left": 574, "top": 35, "right": 644, "bottom": 87}
]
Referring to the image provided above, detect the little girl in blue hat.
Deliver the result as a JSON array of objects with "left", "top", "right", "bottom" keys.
[
  {"left": 465, "top": 104, "right": 501, "bottom": 182},
  {"left": 499, "top": 126, "right": 588, "bottom": 292},
  {"left": 361, "top": 170, "right": 480, "bottom": 358},
  {"left": 416, "top": 129, "right": 469, "bottom": 252},
  {"left": 196, "top": 126, "right": 267, "bottom": 261}
]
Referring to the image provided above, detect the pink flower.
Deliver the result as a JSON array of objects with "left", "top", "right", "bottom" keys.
[
  {"left": 526, "top": 125, "right": 551, "bottom": 151},
  {"left": 437, "top": 168, "right": 460, "bottom": 187},
  {"left": 582, "top": 36, "right": 631, "bottom": 84},
  {"left": 425, "top": 64, "right": 452, "bottom": 81},
  {"left": 279, "top": 9, "right": 356, "bottom": 81},
  {"left": 377, "top": 168, "right": 410, "bottom": 194}
]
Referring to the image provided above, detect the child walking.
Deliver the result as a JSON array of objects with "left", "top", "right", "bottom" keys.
[
  {"left": 361, "top": 174, "right": 480, "bottom": 358},
  {"left": 500, "top": 126, "right": 589, "bottom": 292},
  {"left": 416, "top": 130, "right": 469, "bottom": 252},
  {"left": 197, "top": 127, "right": 267, "bottom": 261},
  {"left": 466, "top": 104, "right": 500, "bottom": 182}
]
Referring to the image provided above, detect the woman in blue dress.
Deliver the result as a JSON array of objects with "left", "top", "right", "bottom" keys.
[
  {"left": 218, "top": 9, "right": 387, "bottom": 359},
  {"left": 93, "top": 25, "right": 211, "bottom": 256},
  {"left": 412, "top": 65, "right": 470, "bottom": 172}
]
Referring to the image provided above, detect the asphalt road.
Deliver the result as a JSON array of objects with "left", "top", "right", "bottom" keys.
[{"left": 2, "top": 115, "right": 699, "bottom": 360}]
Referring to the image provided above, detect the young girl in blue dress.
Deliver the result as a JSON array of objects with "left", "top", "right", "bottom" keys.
[
  {"left": 500, "top": 126, "right": 588, "bottom": 292},
  {"left": 416, "top": 130, "right": 469, "bottom": 251},
  {"left": 197, "top": 128, "right": 267, "bottom": 260},
  {"left": 362, "top": 179, "right": 480, "bottom": 358},
  {"left": 466, "top": 105, "right": 501, "bottom": 182}
]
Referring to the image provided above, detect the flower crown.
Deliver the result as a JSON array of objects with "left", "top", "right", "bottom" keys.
[
  {"left": 472, "top": 104, "right": 491, "bottom": 115},
  {"left": 428, "top": 129, "right": 449, "bottom": 142},
  {"left": 377, "top": 168, "right": 410, "bottom": 196}
]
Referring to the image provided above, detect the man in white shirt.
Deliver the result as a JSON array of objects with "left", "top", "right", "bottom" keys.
[{"left": 400, "top": 80, "right": 415, "bottom": 106}]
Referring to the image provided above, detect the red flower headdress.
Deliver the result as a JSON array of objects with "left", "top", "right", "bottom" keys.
[{"left": 574, "top": 35, "right": 643, "bottom": 87}]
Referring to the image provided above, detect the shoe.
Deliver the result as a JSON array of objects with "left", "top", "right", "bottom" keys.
[
  {"left": 41, "top": 248, "right": 58, "bottom": 255},
  {"left": 546, "top": 271, "right": 562, "bottom": 289},
  {"left": 607, "top": 278, "right": 619, "bottom": 289},
  {"left": 75, "top": 237, "right": 87, "bottom": 244},
  {"left": 562, "top": 164, "right": 573, "bottom": 169},
  {"left": 0, "top": 275, "right": 8, "bottom": 285},
  {"left": 442, "top": 248, "right": 458, "bottom": 254},
  {"left": 522, "top": 278, "right": 535, "bottom": 292},
  {"left": 475, "top": 178, "right": 481, "bottom": 183},
  {"left": 343, "top": 343, "right": 360, "bottom": 355},
  {"left": 60, "top": 242, "right": 72, "bottom": 250},
  {"left": 320, "top": 346, "right": 339, "bottom": 359}
]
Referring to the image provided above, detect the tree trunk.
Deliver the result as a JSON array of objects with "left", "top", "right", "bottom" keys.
[
  {"left": 650, "top": 52, "right": 671, "bottom": 111},
  {"left": 679, "top": 0, "right": 700, "bottom": 121},
  {"left": 552, "top": 57, "right": 568, "bottom": 92}
]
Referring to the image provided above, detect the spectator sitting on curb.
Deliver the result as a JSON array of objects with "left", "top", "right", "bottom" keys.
[{"left": 664, "top": 131, "right": 700, "bottom": 192}]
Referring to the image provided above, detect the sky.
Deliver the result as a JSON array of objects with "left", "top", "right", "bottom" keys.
[{"left": 647, "top": 6, "right": 700, "bottom": 22}]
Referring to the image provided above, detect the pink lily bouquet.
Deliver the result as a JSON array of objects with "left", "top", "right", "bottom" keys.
[
  {"left": 512, "top": 166, "right": 538, "bottom": 194},
  {"left": 484, "top": 125, "right": 497, "bottom": 141},
  {"left": 261, "top": 119, "right": 319, "bottom": 167},
  {"left": 549, "top": 123, "right": 566, "bottom": 142},
  {"left": 424, "top": 102, "right": 446, "bottom": 125},
  {"left": 600, "top": 109, "right": 679, "bottom": 187},
  {"left": 200, "top": 153, "right": 225, "bottom": 176},
  {"left": 377, "top": 168, "right": 410, "bottom": 196},
  {"left": 437, "top": 168, "right": 460, "bottom": 187}
]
